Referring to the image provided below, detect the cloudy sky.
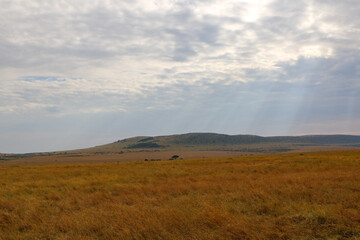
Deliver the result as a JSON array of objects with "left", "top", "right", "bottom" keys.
[{"left": 1, "top": 0, "right": 359, "bottom": 153}]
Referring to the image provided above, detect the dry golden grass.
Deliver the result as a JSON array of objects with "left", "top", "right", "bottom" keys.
[
  {"left": 1, "top": 145, "right": 357, "bottom": 167},
  {"left": 0, "top": 151, "right": 253, "bottom": 167},
  {"left": 1, "top": 150, "right": 360, "bottom": 239}
]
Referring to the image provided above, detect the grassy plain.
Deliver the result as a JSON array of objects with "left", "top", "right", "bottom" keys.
[
  {"left": 1, "top": 145, "right": 356, "bottom": 167},
  {"left": 1, "top": 150, "right": 360, "bottom": 239},
  {"left": 0, "top": 151, "right": 252, "bottom": 167}
]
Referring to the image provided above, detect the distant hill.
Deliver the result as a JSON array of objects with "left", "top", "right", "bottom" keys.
[
  {"left": 86, "top": 133, "right": 360, "bottom": 153},
  {"left": 2, "top": 133, "right": 360, "bottom": 164}
]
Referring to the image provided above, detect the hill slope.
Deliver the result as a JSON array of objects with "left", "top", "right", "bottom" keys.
[
  {"left": 87, "top": 133, "right": 360, "bottom": 153},
  {"left": 2, "top": 133, "right": 360, "bottom": 165}
]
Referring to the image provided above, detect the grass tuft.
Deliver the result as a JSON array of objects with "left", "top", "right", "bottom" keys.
[{"left": 0, "top": 150, "right": 360, "bottom": 239}]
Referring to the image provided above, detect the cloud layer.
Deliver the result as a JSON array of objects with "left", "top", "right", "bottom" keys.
[{"left": 1, "top": 0, "right": 359, "bottom": 152}]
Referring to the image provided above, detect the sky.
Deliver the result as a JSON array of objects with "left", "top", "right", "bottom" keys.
[{"left": 0, "top": 0, "right": 359, "bottom": 153}]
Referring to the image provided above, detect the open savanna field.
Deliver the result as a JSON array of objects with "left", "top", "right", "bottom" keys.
[
  {"left": 1, "top": 150, "right": 360, "bottom": 239},
  {"left": 0, "top": 151, "right": 253, "bottom": 167}
]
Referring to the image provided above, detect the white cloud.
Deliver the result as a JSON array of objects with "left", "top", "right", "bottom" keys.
[{"left": 0, "top": 0, "right": 359, "bottom": 152}]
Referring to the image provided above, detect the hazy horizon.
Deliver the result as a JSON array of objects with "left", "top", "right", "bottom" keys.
[
  {"left": 1, "top": 0, "right": 359, "bottom": 153},
  {"left": 2, "top": 131, "right": 360, "bottom": 154}
]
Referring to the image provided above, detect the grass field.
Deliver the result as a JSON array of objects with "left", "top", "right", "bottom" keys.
[
  {"left": 1, "top": 146, "right": 357, "bottom": 167},
  {"left": 0, "top": 151, "right": 252, "bottom": 167},
  {"left": 1, "top": 150, "right": 360, "bottom": 239}
]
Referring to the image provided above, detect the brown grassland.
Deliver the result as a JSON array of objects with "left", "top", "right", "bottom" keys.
[
  {"left": 0, "top": 150, "right": 360, "bottom": 239},
  {"left": 0, "top": 151, "right": 253, "bottom": 167}
]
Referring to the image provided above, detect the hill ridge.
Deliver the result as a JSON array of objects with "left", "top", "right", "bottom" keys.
[
  {"left": 86, "top": 132, "right": 360, "bottom": 154},
  {"left": 2, "top": 133, "right": 360, "bottom": 156}
]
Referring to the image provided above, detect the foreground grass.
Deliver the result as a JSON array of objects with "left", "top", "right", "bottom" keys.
[{"left": 1, "top": 150, "right": 360, "bottom": 239}]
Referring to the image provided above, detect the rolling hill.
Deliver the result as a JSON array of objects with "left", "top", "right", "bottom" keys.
[
  {"left": 2, "top": 133, "right": 360, "bottom": 166},
  {"left": 88, "top": 133, "right": 360, "bottom": 153}
]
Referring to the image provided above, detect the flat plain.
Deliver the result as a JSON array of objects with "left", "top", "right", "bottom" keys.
[
  {"left": 1, "top": 149, "right": 360, "bottom": 239},
  {"left": 2, "top": 132, "right": 360, "bottom": 167}
]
